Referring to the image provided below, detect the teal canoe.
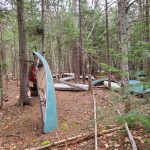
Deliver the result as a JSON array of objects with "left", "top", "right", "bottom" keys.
[
  {"left": 92, "top": 78, "right": 108, "bottom": 86},
  {"left": 33, "top": 52, "right": 58, "bottom": 133}
]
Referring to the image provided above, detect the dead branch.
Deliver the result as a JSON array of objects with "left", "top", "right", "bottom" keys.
[
  {"left": 124, "top": 122, "right": 138, "bottom": 150},
  {"left": 92, "top": 90, "right": 98, "bottom": 150},
  {"left": 115, "top": 106, "right": 138, "bottom": 150},
  {"left": 26, "top": 126, "right": 123, "bottom": 150}
]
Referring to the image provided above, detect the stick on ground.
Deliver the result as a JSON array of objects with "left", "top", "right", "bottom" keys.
[{"left": 26, "top": 126, "right": 123, "bottom": 150}]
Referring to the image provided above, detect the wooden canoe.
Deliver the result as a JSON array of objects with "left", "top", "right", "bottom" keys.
[{"left": 33, "top": 52, "right": 58, "bottom": 133}]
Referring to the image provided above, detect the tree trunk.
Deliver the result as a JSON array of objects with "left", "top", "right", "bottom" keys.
[
  {"left": 118, "top": 0, "right": 130, "bottom": 113},
  {"left": 17, "top": 0, "right": 28, "bottom": 106},
  {"left": 105, "top": 0, "right": 111, "bottom": 90},
  {"left": 79, "top": 0, "right": 85, "bottom": 83},
  {"left": 12, "top": 32, "right": 17, "bottom": 76},
  {"left": 72, "top": 45, "right": 80, "bottom": 82},
  {"left": 41, "top": 0, "right": 45, "bottom": 52},
  {"left": 145, "top": 0, "right": 150, "bottom": 67},
  {"left": 72, "top": 0, "right": 80, "bottom": 82},
  {"left": 145, "top": 0, "right": 149, "bottom": 42},
  {"left": 56, "top": 36, "right": 62, "bottom": 78}
]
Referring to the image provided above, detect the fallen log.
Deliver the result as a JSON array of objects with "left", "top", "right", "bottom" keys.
[{"left": 26, "top": 126, "right": 123, "bottom": 150}]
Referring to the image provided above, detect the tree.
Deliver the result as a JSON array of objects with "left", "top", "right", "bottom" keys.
[
  {"left": 105, "top": 0, "right": 111, "bottom": 89},
  {"left": 16, "top": 0, "right": 29, "bottom": 106},
  {"left": 72, "top": 0, "right": 81, "bottom": 82},
  {"left": 41, "top": 0, "right": 45, "bottom": 52},
  {"left": 118, "top": 0, "right": 130, "bottom": 113}
]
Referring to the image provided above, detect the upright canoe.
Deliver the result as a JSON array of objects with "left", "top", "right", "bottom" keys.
[{"left": 33, "top": 52, "right": 58, "bottom": 133}]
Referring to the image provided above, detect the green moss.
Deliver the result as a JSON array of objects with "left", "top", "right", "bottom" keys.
[
  {"left": 41, "top": 140, "right": 52, "bottom": 146},
  {"left": 60, "top": 121, "right": 68, "bottom": 131}
]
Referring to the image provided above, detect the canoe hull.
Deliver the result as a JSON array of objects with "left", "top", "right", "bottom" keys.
[{"left": 33, "top": 52, "right": 58, "bottom": 133}]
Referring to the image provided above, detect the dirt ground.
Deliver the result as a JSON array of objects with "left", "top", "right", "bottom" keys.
[{"left": 0, "top": 79, "right": 150, "bottom": 150}]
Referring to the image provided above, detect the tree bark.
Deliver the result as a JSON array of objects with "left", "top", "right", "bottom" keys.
[
  {"left": 56, "top": 36, "right": 62, "bottom": 78},
  {"left": 16, "top": 0, "right": 28, "bottom": 106}
]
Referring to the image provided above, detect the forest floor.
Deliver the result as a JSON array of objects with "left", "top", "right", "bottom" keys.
[{"left": 0, "top": 77, "right": 150, "bottom": 150}]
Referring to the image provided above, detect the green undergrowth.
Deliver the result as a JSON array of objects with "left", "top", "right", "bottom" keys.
[{"left": 117, "top": 111, "right": 150, "bottom": 132}]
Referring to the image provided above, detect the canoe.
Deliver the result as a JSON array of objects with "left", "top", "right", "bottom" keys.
[
  {"left": 59, "top": 76, "right": 75, "bottom": 81},
  {"left": 92, "top": 78, "right": 108, "bottom": 86},
  {"left": 128, "top": 80, "right": 143, "bottom": 94},
  {"left": 104, "top": 80, "right": 121, "bottom": 91},
  {"left": 33, "top": 52, "right": 58, "bottom": 133},
  {"left": 104, "top": 80, "right": 144, "bottom": 94},
  {"left": 59, "top": 74, "right": 95, "bottom": 81},
  {"left": 54, "top": 83, "right": 89, "bottom": 91},
  {"left": 136, "top": 71, "right": 147, "bottom": 81}
]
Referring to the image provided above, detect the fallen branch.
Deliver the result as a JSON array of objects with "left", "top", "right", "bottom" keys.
[
  {"left": 124, "top": 122, "right": 138, "bottom": 150},
  {"left": 26, "top": 126, "right": 123, "bottom": 150},
  {"left": 115, "top": 107, "right": 138, "bottom": 150},
  {"left": 92, "top": 90, "right": 98, "bottom": 150}
]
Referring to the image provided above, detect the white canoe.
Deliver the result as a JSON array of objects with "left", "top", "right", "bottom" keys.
[
  {"left": 54, "top": 83, "right": 89, "bottom": 91},
  {"left": 104, "top": 80, "right": 121, "bottom": 91}
]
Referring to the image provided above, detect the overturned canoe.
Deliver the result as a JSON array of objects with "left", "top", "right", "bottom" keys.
[
  {"left": 128, "top": 80, "right": 143, "bottom": 94},
  {"left": 92, "top": 78, "right": 108, "bottom": 86},
  {"left": 104, "top": 80, "right": 145, "bottom": 94},
  {"left": 33, "top": 51, "right": 58, "bottom": 133},
  {"left": 54, "top": 83, "right": 89, "bottom": 91},
  {"left": 59, "top": 76, "right": 75, "bottom": 81},
  {"left": 104, "top": 80, "right": 121, "bottom": 91}
]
